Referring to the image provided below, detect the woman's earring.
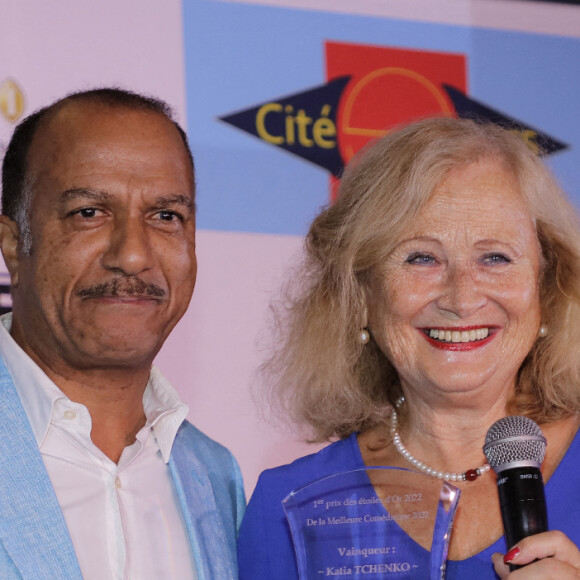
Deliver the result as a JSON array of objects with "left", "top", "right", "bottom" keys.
[
  {"left": 360, "top": 329, "right": 370, "bottom": 344},
  {"left": 538, "top": 324, "right": 548, "bottom": 338}
]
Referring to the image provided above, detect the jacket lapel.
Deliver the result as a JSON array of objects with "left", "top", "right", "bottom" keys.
[
  {"left": 0, "top": 362, "right": 82, "bottom": 578},
  {"left": 169, "top": 433, "right": 237, "bottom": 580}
]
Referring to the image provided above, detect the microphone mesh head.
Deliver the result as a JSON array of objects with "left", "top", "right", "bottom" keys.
[{"left": 483, "top": 416, "right": 546, "bottom": 473}]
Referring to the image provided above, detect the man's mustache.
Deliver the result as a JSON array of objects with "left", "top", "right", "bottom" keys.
[{"left": 76, "top": 278, "right": 166, "bottom": 299}]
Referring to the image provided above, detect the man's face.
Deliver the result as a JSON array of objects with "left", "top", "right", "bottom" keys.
[{"left": 4, "top": 102, "right": 197, "bottom": 372}]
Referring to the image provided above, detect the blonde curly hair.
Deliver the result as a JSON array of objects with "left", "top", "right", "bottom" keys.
[{"left": 264, "top": 117, "right": 580, "bottom": 441}]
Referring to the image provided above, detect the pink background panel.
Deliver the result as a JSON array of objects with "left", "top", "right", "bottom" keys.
[
  {"left": 0, "top": 0, "right": 187, "bottom": 146},
  {"left": 155, "top": 230, "right": 324, "bottom": 493},
  {"left": 214, "top": 0, "right": 580, "bottom": 37},
  {"left": 1, "top": 0, "right": 579, "bottom": 499}
]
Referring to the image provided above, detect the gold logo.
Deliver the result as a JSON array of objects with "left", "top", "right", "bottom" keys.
[{"left": 0, "top": 79, "right": 25, "bottom": 123}]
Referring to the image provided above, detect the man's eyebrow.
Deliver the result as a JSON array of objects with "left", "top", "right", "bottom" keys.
[
  {"left": 155, "top": 195, "right": 195, "bottom": 211},
  {"left": 59, "top": 190, "right": 194, "bottom": 211},
  {"left": 60, "top": 188, "right": 110, "bottom": 202}
]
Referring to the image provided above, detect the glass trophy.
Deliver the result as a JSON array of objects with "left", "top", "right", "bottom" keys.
[{"left": 283, "top": 467, "right": 460, "bottom": 579}]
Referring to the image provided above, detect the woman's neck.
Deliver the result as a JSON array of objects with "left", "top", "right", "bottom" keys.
[{"left": 395, "top": 389, "right": 510, "bottom": 474}]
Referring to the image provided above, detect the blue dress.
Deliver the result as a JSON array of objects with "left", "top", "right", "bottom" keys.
[{"left": 238, "top": 429, "right": 580, "bottom": 579}]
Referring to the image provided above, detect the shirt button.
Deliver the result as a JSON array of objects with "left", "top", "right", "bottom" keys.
[
  {"left": 115, "top": 476, "right": 122, "bottom": 489},
  {"left": 63, "top": 410, "right": 76, "bottom": 420}
]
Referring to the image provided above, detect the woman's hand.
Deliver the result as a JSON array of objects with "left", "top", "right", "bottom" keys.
[{"left": 492, "top": 531, "right": 580, "bottom": 578}]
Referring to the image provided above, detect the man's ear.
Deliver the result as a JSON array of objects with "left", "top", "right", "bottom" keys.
[{"left": 0, "top": 216, "right": 21, "bottom": 287}]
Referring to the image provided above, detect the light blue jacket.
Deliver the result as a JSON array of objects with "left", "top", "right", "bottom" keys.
[{"left": 0, "top": 357, "right": 245, "bottom": 579}]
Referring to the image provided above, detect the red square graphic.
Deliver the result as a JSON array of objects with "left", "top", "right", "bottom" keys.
[{"left": 326, "top": 41, "right": 467, "bottom": 164}]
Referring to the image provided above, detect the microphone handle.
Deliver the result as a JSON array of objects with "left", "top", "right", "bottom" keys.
[{"left": 497, "top": 466, "right": 548, "bottom": 570}]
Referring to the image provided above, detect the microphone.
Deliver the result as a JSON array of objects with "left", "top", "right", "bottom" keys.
[{"left": 483, "top": 416, "right": 548, "bottom": 570}]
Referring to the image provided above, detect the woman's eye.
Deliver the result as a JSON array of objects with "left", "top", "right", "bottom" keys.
[
  {"left": 482, "top": 253, "right": 511, "bottom": 265},
  {"left": 405, "top": 253, "right": 436, "bottom": 265}
]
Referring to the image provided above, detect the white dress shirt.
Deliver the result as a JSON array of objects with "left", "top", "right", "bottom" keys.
[{"left": 0, "top": 314, "right": 197, "bottom": 580}]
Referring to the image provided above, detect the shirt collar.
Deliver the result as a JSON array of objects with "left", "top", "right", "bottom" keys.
[
  {"left": 0, "top": 313, "right": 188, "bottom": 462},
  {"left": 0, "top": 313, "right": 63, "bottom": 446},
  {"left": 144, "top": 367, "right": 189, "bottom": 462}
]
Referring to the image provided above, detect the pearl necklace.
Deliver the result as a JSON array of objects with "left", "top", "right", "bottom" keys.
[{"left": 390, "top": 397, "right": 490, "bottom": 482}]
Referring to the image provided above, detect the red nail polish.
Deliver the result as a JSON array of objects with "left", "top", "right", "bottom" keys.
[{"left": 503, "top": 547, "right": 520, "bottom": 564}]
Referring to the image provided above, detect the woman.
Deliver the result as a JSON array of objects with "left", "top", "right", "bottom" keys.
[{"left": 238, "top": 117, "right": 580, "bottom": 578}]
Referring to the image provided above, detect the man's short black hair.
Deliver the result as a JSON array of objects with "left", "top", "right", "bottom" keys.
[{"left": 1, "top": 87, "right": 195, "bottom": 231}]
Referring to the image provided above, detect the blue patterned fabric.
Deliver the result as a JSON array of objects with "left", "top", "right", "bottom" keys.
[{"left": 0, "top": 356, "right": 244, "bottom": 579}]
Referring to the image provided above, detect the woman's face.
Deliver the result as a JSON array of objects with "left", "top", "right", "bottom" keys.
[{"left": 366, "top": 159, "right": 542, "bottom": 403}]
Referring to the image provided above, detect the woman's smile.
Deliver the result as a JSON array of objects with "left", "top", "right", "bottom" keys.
[
  {"left": 366, "top": 158, "right": 542, "bottom": 396},
  {"left": 420, "top": 326, "right": 497, "bottom": 350}
]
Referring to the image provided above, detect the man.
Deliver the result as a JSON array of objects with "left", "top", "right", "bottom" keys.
[{"left": 0, "top": 88, "right": 244, "bottom": 579}]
